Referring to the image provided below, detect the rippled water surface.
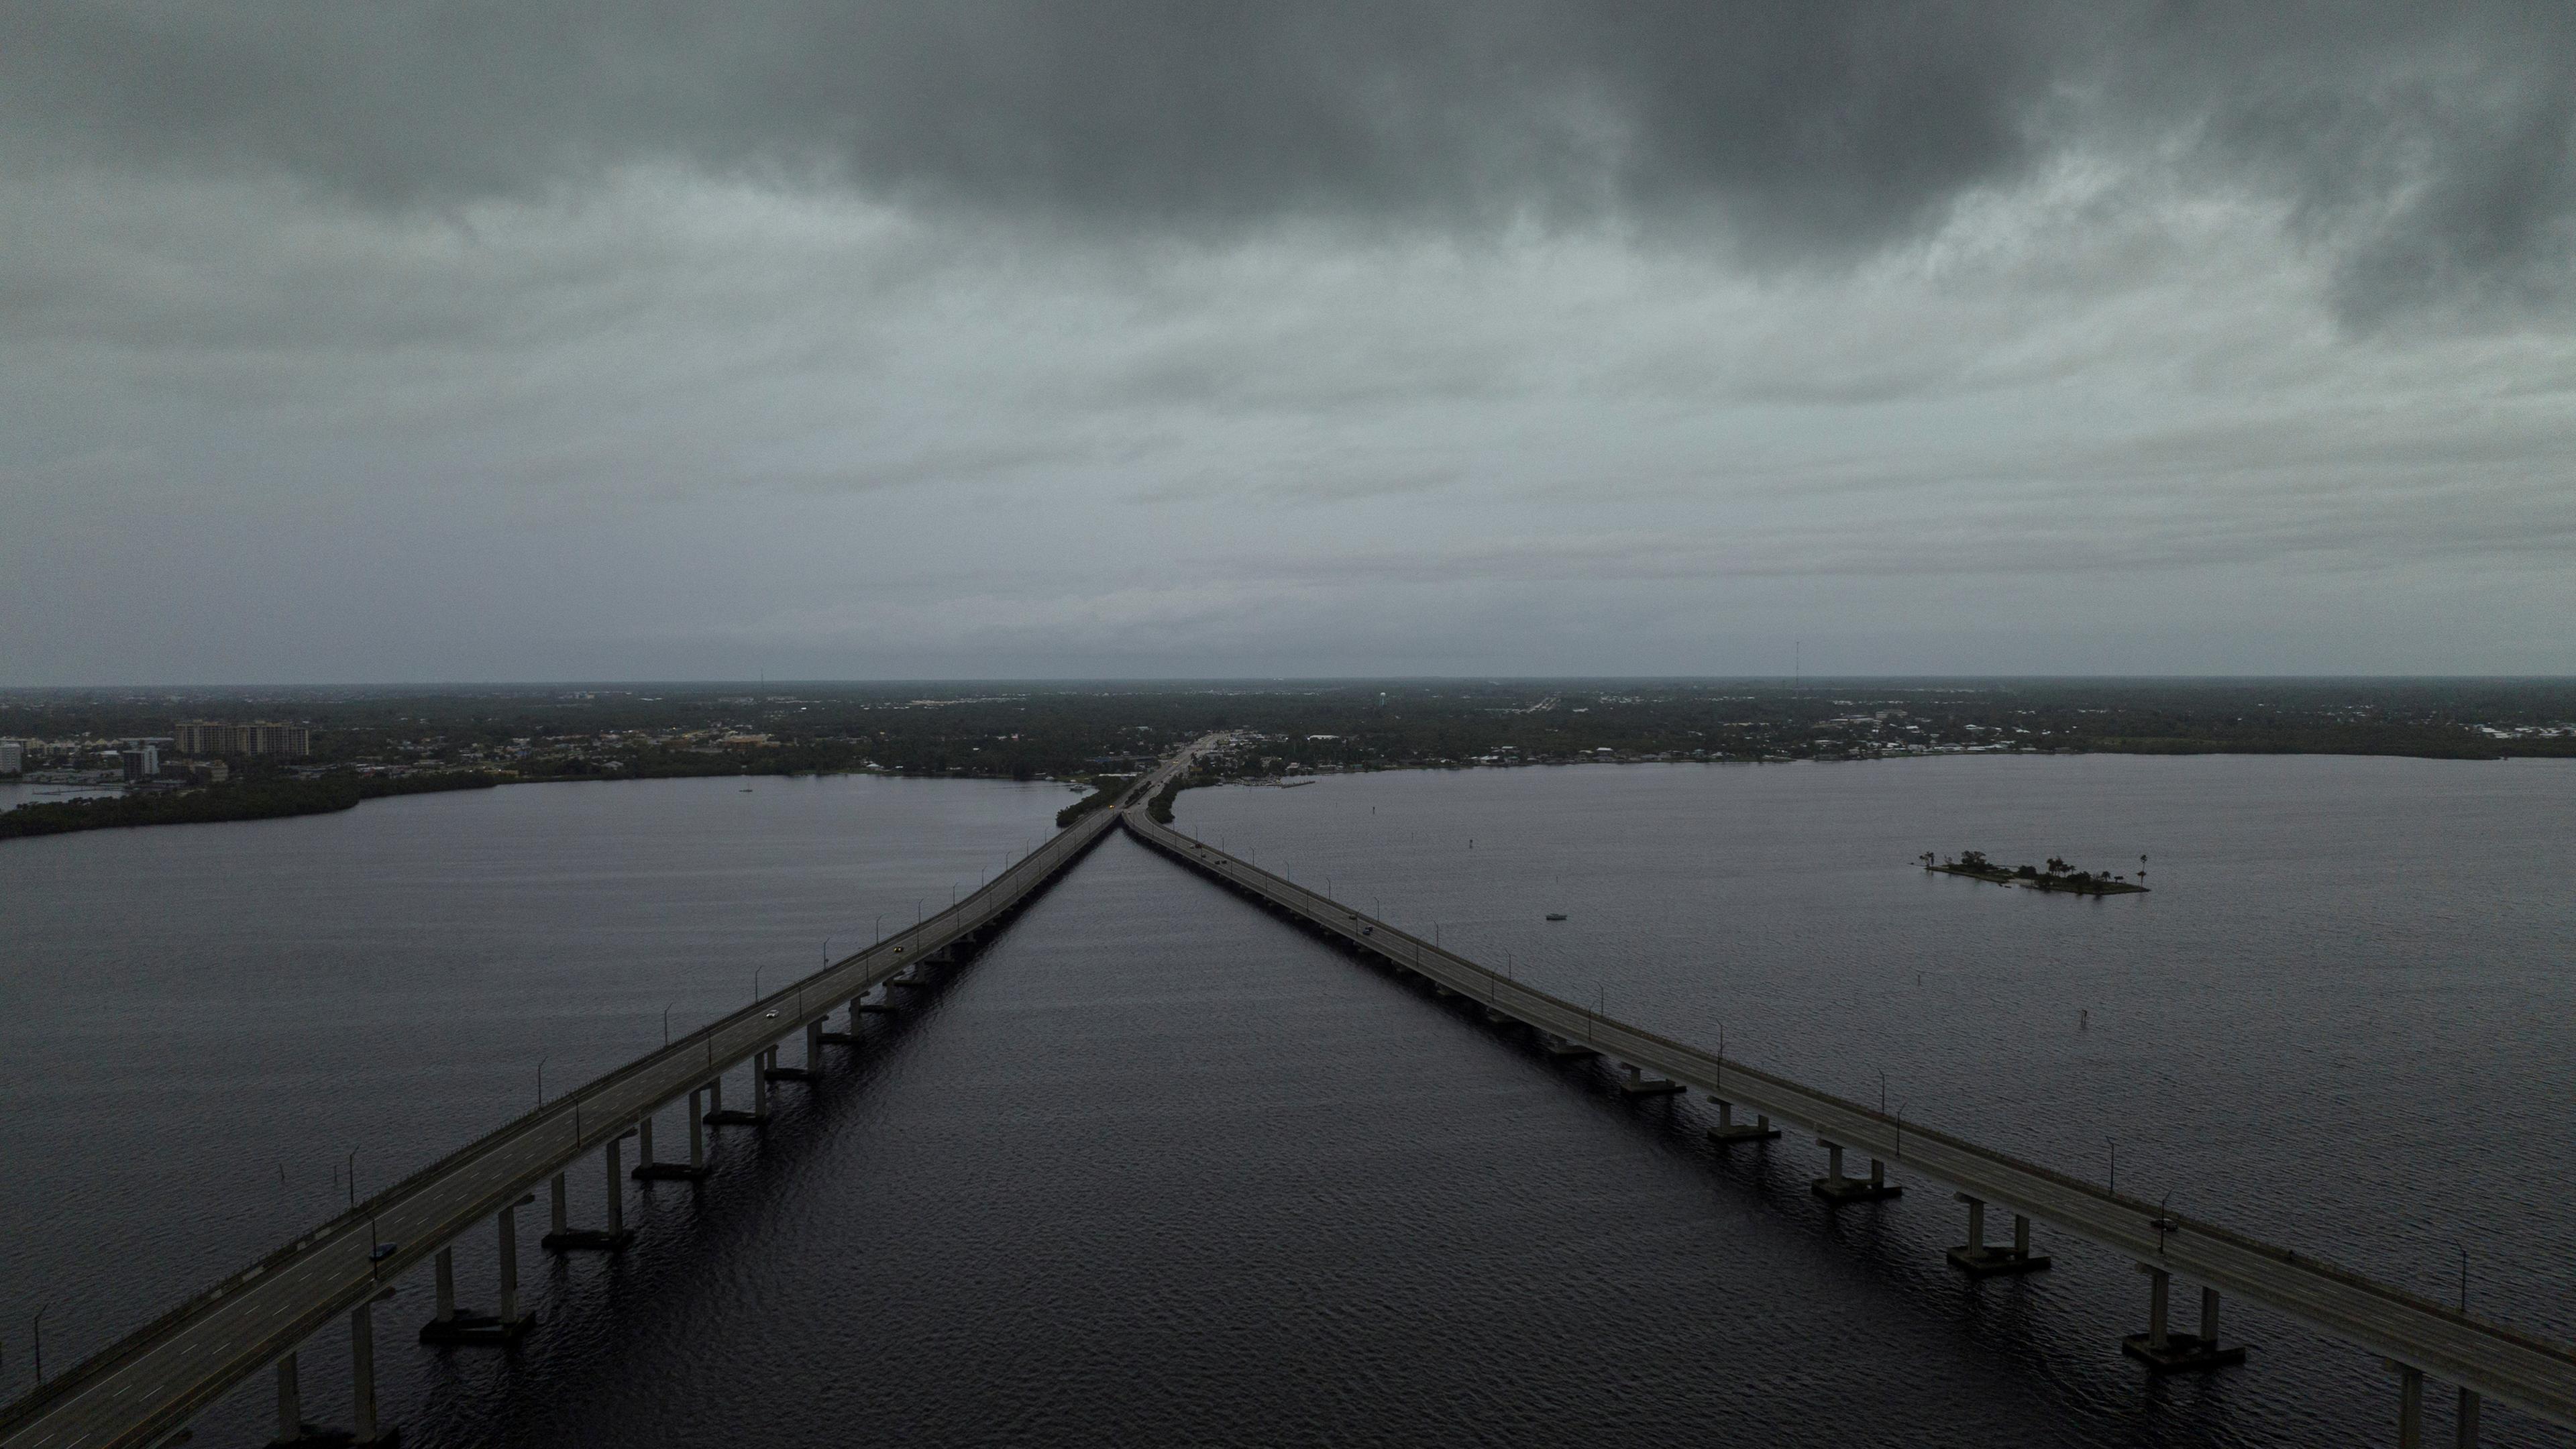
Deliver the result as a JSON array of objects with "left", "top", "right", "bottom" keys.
[{"left": 3, "top": 757, "right": 2571, "bottom": 1446}]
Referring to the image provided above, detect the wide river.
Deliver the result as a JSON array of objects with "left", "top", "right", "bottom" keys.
[{"left": 1, "top": 757, "right": 2569, "bottom": 1446}]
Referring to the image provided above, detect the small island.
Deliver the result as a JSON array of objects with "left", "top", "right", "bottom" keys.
[{"left": 1920, "top": 850, "right": 2149, "bottom": 895}]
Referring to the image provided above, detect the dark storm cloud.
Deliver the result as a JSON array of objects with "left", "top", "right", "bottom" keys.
[{"left": 7, "top": 3, "right": 2571, "bottom": 318}]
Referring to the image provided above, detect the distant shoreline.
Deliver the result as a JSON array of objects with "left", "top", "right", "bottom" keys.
[
  {"left": 0, "top": 771, "right": 500, "bottom": 842},
  {"left": 5, "top": 747, "right": 2563, "bottom": 845}
]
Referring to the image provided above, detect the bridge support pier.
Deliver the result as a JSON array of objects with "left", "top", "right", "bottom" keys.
[
  {"left": 634, "top": 1107, "right": 705, "bottom": 1180},
  {"left": 2122, "top": 1267, "right": 2243, "bottom": 1371},
  {"left": 420, "top": 1215, "right": 534, "bottom": 1344},
  {"left": 496, "top": 1197, "right": 531, "bottom": 1330},
  {"left": 350, "top": 1299, "right": 393, "bottom": 1445},
  {"left": 1947, "top": 1193, "right": 2050, "bottom": 1276},
  {"left": 1542, "top": 1035, "right": 1600, "bottom": 1059},
  {"left": 2396, "top": 1362, "right": 2426, "bottom": 1448},
  {"left": 1811, "top": 1140, "right": 1901, "bottom": 1203},
  {"left": 704, "top": 1062, "right": 768, "bottom": 1126},
  {"left": 271, "top": 1352, "right": 301, "bottom": 1446},
  {"left": 1707, "top": 1098, "right": 1780, "bottom": 1144},
  {"left": 2456, "top": 1386, "right": 2480, "bottom": 1447},
  {"left": 765, "top": 1024, "right": 825, "bottom": 1082},
  {"left": 822, "top": 998, "right": 863, "bottom": 1042},
  {"left": 543, "top": 1136, "right": 636, "bottom": 1251},
  {"left": 1617, "top": 1063, "right": 1685, "bottom": 1096}
]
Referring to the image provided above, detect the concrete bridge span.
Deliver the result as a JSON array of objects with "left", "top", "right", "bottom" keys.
[
  {"left": 0, "top": 757, "right": 1197, "bottom": 1449},
  {"left": 7, "top": 737, "right": 2559, "bottom": 1449},
  {"left": 1120, "top": 802, "right": 2576, "bottom": 1445}
]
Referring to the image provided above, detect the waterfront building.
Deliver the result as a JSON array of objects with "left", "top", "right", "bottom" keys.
[{"left": 173, "top": 721, "right": 313, "bottom": 757}]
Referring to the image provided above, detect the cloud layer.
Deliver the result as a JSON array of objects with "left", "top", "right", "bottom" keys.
[{"left": 2, "top": 3, "right": 2572, "bottom": 680}]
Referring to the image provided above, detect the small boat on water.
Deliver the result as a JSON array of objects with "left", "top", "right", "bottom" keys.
[{"left": 1545, "top": 912, "right": 1568, "bottom": 921}]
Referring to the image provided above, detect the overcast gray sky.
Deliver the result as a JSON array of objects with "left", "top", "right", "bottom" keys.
[{"left": 4, "top": 3, "right": 2572, "bottom": 683}]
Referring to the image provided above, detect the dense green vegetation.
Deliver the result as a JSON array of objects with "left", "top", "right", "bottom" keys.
[
  {"left": 5, "top": 678, "right": 2571, "bottom": 844},
  {"left": 1055, "top": 774, "right": 1135, "bottom": 828},
  {"left": 0, "top": 771, "right": 498, "bottom": 841}
]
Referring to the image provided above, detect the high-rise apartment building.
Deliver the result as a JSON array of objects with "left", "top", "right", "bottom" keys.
[
  {"left": 172, "top": 722, "right": 312, "bottom": 757},
  {"left": 0, "top": 739, "right": 21, "bottom": 774}
]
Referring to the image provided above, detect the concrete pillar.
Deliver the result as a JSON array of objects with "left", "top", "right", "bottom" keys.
[
  {"left": 434, "top": 1246, "right": 458, "bottom": 1322},
  {"left": 806, "top": 1018, "right": 824, "bottom": 1072},
  {"left": 1824, "top": 1142, "right": 1847, "bottom": 1185},
  {"left": 2144, "top": 1267, "right": 2171, "bottom": 1350},
  {"left": 603, "top": 1136, "right": 625, "bottom": 1236},
  {"left": 2014, "top": 1214, "right": 2032, "bottom": 1259},
  {"left": 706, "top": 1075, "right": 723, "bottom": 1117},
  {"left": 350, "top": 1301, "right": 380, "bottom": 1444},
  {"left": 688, "top": 1089, "right": 706, "bottom": 1169},
  {"left": 1869, "top": 1158, "right": 1887, "bottom": 1188},
  {"left": 2456, "top": 1386, "right": 2480, "bottom": 1447},
  {"left": 1960, "top": 1195, "right": 1986, "bottom": 1252},
  {"left": 274, "top": 1352, "right": 301, "bottom": 1445},
  {"left": 2397, "top": 1363, "right": 2425, "bottom": 1448},
  {"left": 637, "top": 1114, "right": 655, "bottom": 1167},
  {"left": 550, "top": 1173, "right": 568, "bottom": 1236},
  {"left": 2200, "top": 1286, "right": 2221, "bottom": 1347},
  {"left": 496, "top": 1203, "right": 521, "bottom": 1323}
]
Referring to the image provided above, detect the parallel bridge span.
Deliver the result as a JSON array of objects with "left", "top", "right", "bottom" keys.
[
  {"left": 0, "top": 749, "right": 1202, "bottom": 1449},
  {"left": 1121, "top": 802, "right": 2576, "bottom": 1442}
]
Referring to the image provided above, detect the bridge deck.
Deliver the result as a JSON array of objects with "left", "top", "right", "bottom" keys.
[
  {"left": 1121, "top": 806, "right": 2576, "bottom": 1432},
  {"left": 0, "top": 760, "right": 1190, "bottom": 1449}
]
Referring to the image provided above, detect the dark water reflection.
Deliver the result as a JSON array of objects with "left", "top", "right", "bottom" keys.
[
  {"left": 0, "top": 773, "right": 1063, "bottom": 1433},
  {"left": 1184, "top": 755, "right": 2576, "bottom": 1446},
  {"left": 3, "top": 758, "right": 2569, "bottom": 1446}
]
